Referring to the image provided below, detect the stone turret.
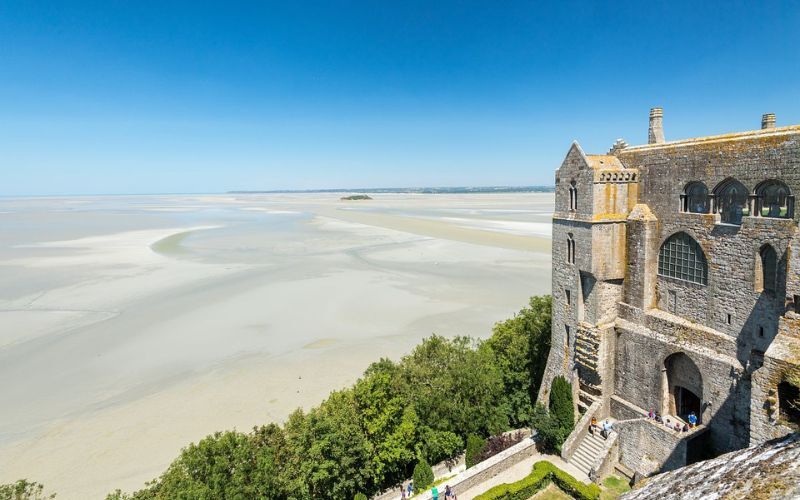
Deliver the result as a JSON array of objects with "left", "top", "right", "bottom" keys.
[
  {"left": 762, "top": 113, "right": 776, "bottom": 129},
  {"left": 648, "top": 107, "right": 665, "bottom": 144}
]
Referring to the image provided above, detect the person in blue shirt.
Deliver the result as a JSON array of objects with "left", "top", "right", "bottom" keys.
[
  {"left": 688, "top": 412, "right": 698, "bottom": 427},
  {"left": 431, "top": 485, "right": 439, "bottom": 500}
]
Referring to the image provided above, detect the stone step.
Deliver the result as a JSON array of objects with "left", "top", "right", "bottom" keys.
[
  {"left": 578, "top": 391, "right": 596, "bottom": 405},
  {"left": 570, "top": 454, "right": 593, "bottom": 474},
  {"left": 579, "top": 382, "right": 602, "bottom": 395},
  {"left": 581, "top": 437, "right": 604, "bottom": 452},
  {"left": 575, "top": 339, "right": 599, "bottom": 349},
  {"left": 573, "top": 447, "right": 598, "bottom": 466}
]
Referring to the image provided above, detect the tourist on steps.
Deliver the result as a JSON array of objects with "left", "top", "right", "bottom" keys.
[
  {"left": 431, "top": 484, "right": 439, "bottom": 500},
  {"left": 444, "top": 484, "right": 456, "bottom": 500},
  {"left": 601, "top": 420, "right": 613, "bottom": 439},
  {"left": 688, "top": 411, "right": 698, "bottom": 427},
  {"left": 589, "top": 416, "right": 598, "bottom": 436}
]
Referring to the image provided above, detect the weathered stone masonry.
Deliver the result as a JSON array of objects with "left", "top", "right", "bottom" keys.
[{"left": 538, "top": 109, "right": 800, "bottom": 476}]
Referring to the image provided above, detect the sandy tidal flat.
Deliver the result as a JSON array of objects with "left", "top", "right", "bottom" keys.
[{"left": 0, "top": 193, "right": 553, "bottom": 499}]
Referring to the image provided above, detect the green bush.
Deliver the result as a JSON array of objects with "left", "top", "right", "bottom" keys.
[
  {"left": 465, "top": 434, "right": 486, "bottom": 468},
  {"left": 354, "top": 493, "right": 368, "bottom": 500},
  {"left": 531, "top": 403, "right": 569, "bottom": 453},
  {"left": 549, "top": 376, "right": 574, "bottom": 432},
  {"left": 475, "top": 461, "right": 600, "bottom": 500},
  {"left": 412, "top": 458, "right": 434, "bottom": 491}
]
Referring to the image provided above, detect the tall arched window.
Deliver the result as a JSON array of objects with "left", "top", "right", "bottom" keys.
[
  {"left": 658, "top": 232, "right": 708, "bottom": 285},
  {"left": 713, "top": 178, "right": 749, "bottom": 225},
  {"left": 682, "top": 182, "right": 709, "bottom": 213},
  {"left": 755, "top": 244, "right": 777, "bottom": 293},
  {"left": 569, "top": 181, "right": 577, "bottom": 212},
  {"left": 566, "top": 233, "right": 575, "bottom": 264},
  {"left": 755, "top": 180, "right": 793, "bottom": 218}
]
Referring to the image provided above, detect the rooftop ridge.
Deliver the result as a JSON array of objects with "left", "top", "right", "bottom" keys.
[{"left": 620, "top": 123, "right": 800, "bottom": 153}]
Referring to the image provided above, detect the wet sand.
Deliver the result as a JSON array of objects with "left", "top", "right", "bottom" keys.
[{"left": 0, "top": 193, "right": 553, "bottom": 498}]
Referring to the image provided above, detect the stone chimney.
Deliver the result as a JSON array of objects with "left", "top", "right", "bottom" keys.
[
  {"left": 648, "top": 107, "right": 665, "bottom": 144},
  {"left": 761, "top": 113, "right": 776, "bottom": 129}
]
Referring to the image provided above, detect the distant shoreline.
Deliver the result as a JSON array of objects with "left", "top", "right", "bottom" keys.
[{"left": 229, "top": 186, "right": 554, "bottom": 195}]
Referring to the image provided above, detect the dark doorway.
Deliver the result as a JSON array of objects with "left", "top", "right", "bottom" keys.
[
  {"left": 778, "top": 381, "right": 800, "bottom": 427},
  {"left": 675, "top": 386, "right": 701, "bottom": 421}
]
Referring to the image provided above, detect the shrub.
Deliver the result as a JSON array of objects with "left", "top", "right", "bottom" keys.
[
  {"left": 412, "top": 458, "right": 434, "bottom": 491},
  {"left": 465, "top": 434, "right": 486, "bottom": 468},
  {"left": 475, "top": 461, "right": 600, "bottom": 500},
  {"left": 354, "top": 494, "right": 368, "bottom": 500},
  {"left": 531, "top": 403, "right": 568, "bottom": 453},
  {"left": 475, "top": 431, "right": 525, "bottom": 464},
  {"left": 549, "top": 376, "right": 575, "bottom": 432}
]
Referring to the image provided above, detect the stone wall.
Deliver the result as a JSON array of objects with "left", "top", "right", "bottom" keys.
[
  {"left": 614, "top": 318, "right": 750, "bottom": 453},
  {"left": 614, "top": 418, "right": 700, "bottom": 476}
]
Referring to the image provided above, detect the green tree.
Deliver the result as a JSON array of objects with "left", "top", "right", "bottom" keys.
[
  {"left": 465, "top": 434, "right": 486, "bottom": 468},
  {"left": 353, "top": 359, "right": 417, "bottom": 486},
  {"left": 0, "top": 480, "right": 56, "bottom": 500},
  {"left": 282, "top": 390, "right": 375, "bottom": 499},
  {"left": 549, "top": 376, "right": 575, "bottom": 432},
  {"left": 398, "top": 335, "right": 508, "bottom": 439},
  {"left": 483, "top": 296, "right": 552, "bottom": 427},
  {"left": 142, "top": 430, "right": 261, "bottom": 499},
  {"left": 415, "top": 427, "right": 463, "bottom": 465},
  {"left": 412, "top": 458, "right": 434, "bottom": 491},
  {"left": 354, "top": 494, "right": 368, "bottom": 500}
]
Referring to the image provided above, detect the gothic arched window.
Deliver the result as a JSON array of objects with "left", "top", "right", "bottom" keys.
[
  {"left": 569, "top": 181, "right": 577, "bottom": 212},
  {"left": 713, "top": 178, "right": 749, "bottom": 225},
  {"left": 755, "top": 180, "right": 793, "bottom": 218},
  {"left": 682, "top": 182, "right": 709, "bottom": 213},
  {"left": 658, "top": 232, "right": 708, "bottom": 285}
]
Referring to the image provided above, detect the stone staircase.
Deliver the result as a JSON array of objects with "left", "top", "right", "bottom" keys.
[
  {"left": 575, "top": 326, "right": 601, "bottom": 415},
  {"left": 567, "top": 428, "right": 609, "bottom": 476}
]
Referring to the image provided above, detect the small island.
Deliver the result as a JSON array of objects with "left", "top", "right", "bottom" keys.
[{"left": 340, "top": 194, "right": 372, "bottom": 200}]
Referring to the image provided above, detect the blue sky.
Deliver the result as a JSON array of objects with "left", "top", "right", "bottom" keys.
[{"left": 1, "top": 1, "right": 799, "bottom": 195}]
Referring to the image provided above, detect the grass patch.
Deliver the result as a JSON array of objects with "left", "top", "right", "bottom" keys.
[
  {"left": 531, "top": 483, "right": 574, "bottom": 499},
  {"left": 599, "top": 475, "right": 631, "bottom": 500}
]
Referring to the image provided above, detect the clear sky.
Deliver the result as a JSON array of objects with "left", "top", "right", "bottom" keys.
[{"left": 1, "top": 1, "right": 799, "bottom": 196}]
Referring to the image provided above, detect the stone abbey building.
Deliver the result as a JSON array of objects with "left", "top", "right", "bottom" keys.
[{"left": 538, "top": 109, "right": 800, "bottom": 478}]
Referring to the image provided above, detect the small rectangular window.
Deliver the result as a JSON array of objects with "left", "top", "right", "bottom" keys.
[
  {"left": 726, "top": 313, "right": 732, "bottom": 325},
  {"left": 758, "top": 326, "right": 765, "bottom": 338},
  {"left": 565, "top": 289, "right": 571, "bottom": 306},
  {"left": 565, "top": 325, "right": 571, "bottom": 347},
  {"left": 668, "top": 290, "right": 677, "bottom": 313}
]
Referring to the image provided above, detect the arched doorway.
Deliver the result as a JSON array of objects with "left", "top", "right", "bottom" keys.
[{"left": 663, "top": 352, "right": 703, "bottom": 421}]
